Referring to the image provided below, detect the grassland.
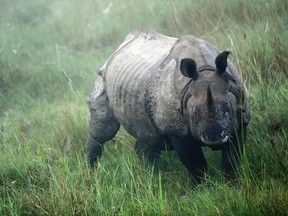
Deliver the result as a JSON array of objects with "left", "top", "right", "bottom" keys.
[{"left": 0, "top": 0, "right": 288, "bottom": 215}]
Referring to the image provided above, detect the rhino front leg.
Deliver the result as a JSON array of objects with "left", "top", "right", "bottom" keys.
[
  {"left": 170, "top": 135, "right": 207, "bottom": 184},
  {"left": 221, "top": 126, "right": 246, "bottom": 179},
  {"left": 135, "top": 138, "right": 162, "bottom": 170}
]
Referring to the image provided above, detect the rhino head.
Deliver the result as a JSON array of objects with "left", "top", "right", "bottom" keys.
[{"left": 180, "top": 51, "right": 239, "bottom": 149}]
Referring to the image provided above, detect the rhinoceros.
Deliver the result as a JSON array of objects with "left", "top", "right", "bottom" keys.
[{"left": 86, "top": 28, "right": 250, "bottom": 183}]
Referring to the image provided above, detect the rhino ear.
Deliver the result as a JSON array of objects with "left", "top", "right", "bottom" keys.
[
  {"left": 215, "top": 51, "right": 230, "bottom": 74},
  {"left": 180, "top": 58, "right": 198, "bottom": 80},
  {"left": 215, "top": 51, "right": 236, "bottom": 83}
]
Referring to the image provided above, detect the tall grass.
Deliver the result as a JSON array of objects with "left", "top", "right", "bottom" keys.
[{"left": 0, "top": 0, "right": 287, "bottom": 215}]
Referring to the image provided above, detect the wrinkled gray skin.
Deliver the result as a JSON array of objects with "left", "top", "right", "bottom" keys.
[{"left": 86, "top": 29, "right": 250, "bottom": 184}]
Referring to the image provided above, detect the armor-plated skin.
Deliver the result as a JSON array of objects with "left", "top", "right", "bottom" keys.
[{"left": 86, "top": 28, "right": 250, "bottom": 183}]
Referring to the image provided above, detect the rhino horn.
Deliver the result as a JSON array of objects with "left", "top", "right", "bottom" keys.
[{"left": 206, "top": 84, "right": 214, "bottom": 113}]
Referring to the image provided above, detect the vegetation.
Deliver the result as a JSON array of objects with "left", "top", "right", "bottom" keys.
[{"left": 0, "top": 0, "right": 287, "bottom": 215}]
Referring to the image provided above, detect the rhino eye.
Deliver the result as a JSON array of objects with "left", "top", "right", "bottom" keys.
[
  {"left": 222, "top": 103, "right": 229, "bottom": 112},
  {"left": 224, "top": 106, "right": 231, "bottom": 118}
]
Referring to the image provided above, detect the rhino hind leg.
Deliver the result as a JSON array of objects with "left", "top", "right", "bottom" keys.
[
  {"left": 86, "top": 123, "right": 119, "bottom": 168},
  {"left": 86, "top": 88, "right": 120, "bottom": 168},
  {"left": 135, "top": 139, "right": 162, "bottom": 170}
]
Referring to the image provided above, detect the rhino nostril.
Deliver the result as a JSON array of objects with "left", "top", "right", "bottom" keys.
[
  {"left": 222, "top": 135, "right": 229, "bottom": 143},
  {"left": 200, "top": 132, "right": 228, "bottom": 144},
  {"left": 200, "top": 134, "right": 208, "bottom": 143},
  {"left": 220, "top": 130, "right": 229, "bottom": 143}
]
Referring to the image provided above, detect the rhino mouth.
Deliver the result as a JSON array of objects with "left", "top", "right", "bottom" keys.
[{"left": 200, "top": 131, "right": 229, "bottom": 149}]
